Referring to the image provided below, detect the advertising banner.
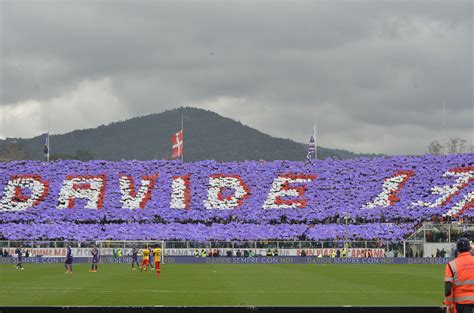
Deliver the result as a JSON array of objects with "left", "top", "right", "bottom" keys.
[{"left": 0, "top": 256, "right": 453, "bottom": 265}]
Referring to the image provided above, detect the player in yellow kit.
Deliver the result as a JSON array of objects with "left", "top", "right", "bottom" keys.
[
  {"left": 153, "top": 246, "right": 162, "bottom": 277},
  {"left": 140, "top": 248, "right": 150, "bottom": 272}
]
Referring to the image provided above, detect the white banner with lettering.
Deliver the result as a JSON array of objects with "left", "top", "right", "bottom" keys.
[{"left": 2, "top": 247, "right": 385, "bottom": 258}]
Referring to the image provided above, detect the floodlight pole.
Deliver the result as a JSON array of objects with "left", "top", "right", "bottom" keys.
[{"left": 443, "top": 100, "right": 447, "bottom": 154}]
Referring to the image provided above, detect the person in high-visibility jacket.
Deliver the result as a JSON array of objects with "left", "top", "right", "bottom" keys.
[
  {"left": 444, "top": 238, "right": 474, "bottom": 313},
  {"left": 341, "top": 248, "right": 347, "bottom": 257}
]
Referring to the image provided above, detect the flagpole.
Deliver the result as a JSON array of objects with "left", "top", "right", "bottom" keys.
[
  {"left": 43, "top": 84, "right": 50, "bottom": 163},
  {"left": 47, "top": 133, "right": 50, "bottom": 162},
  {"left": 181, "top": 110, "right": 184, "bottom": 163},
  {"left": 314, "top": 111, "right": 318, "bottom": 160}
]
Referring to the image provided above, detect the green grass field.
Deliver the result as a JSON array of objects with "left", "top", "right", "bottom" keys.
[{"left": 0, "top": 263, "right": 444, "bottom": 306}]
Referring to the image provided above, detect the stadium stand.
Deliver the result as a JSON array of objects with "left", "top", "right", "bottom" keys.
[{"left": 0, "top": 154, "right": 472, "bottom": 241}]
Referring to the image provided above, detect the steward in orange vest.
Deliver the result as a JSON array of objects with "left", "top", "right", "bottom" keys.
[{"left": 444, "top": 238, "right": 474, "bottom": 313}]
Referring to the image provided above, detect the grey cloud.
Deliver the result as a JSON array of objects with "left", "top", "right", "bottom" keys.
[{"left": 0, "top": 0, "right": 472, "bottom": 155}]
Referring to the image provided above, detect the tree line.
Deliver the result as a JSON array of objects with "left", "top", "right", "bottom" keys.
[
  {"left": 0, "top": 141, "right": 94, "bottom": 162},
  {"left": 428, "top": 138, "right": 474, "bottom": 155}
]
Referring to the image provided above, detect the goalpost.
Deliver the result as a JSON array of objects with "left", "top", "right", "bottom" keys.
[{"left": 94, "top": 240, "right": 166, "bottom": 264}]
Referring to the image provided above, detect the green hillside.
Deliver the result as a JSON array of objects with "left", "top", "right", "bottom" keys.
[{"left": 0, "top": 107, "right": 380, "bottom": 161}]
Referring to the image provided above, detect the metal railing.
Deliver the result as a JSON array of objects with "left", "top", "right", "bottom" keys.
[
  {"left": 4, "top": 223, "right": 472, "bottom": 258},
  {"left": 0, "top": 240, "right": 405, "bottom": 257},
  {"left": 407, "top": 222, "right": 474, "bottom": 243}
]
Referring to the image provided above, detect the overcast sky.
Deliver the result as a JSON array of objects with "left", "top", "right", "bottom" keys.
[{"left": 0, "top": 0, "right": 472, "bottom": 155}]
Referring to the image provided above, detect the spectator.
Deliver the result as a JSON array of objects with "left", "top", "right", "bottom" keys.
[
  {"left": 440, "top": 248, "right": 446, "bottom": 258},
  {"left": 341, "top": 248, "right": 347, "bottom": 257}
]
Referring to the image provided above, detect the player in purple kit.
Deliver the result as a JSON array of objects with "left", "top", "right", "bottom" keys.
[
  {"left": 131, "top": 246, "right": 139, "bottom": 270},
  {"left": 64, "top": 245, "right": 73, "bottom": 273},
  {"left": 15, "top": 245, "right": 24, "bottom": 270},
  {"left": 89, "top": 245, "right": 99, "bottom": 272},
  {"left": 149, "top": 247, "right": 154, "bottom": 270}
]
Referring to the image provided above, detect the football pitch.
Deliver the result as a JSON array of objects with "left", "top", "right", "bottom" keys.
[{"left": 1, "top": 263, "right": 444, "bottom": 306}]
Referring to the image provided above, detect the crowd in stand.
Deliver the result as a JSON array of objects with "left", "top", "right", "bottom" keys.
[{"left": 0, "top": 154, "right": 472, "bottom": 242}]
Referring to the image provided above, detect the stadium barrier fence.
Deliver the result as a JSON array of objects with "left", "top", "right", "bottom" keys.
[
  {"left": 0, "top": 239, "right": 406, "bottom": 256},
  {"left": 1, "top": 238, "right": 460, "bottom": 259}
]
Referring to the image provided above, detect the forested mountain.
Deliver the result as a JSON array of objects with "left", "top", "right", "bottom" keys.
[{"left": 0, "top": 107, "right": 380, "bottom": 162}]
